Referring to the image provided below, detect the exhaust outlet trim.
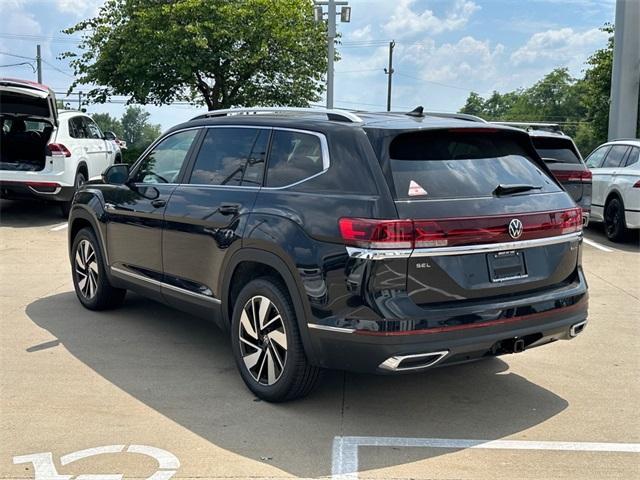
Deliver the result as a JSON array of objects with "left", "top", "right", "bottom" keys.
[
  {"left": 379, "top": 350, "right": 449, "bottom": 372},
  {"left": 570, "top": 320, "right": 587, "bottom": 337}
]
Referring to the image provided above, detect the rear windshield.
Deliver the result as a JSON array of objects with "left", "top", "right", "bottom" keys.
[
  {"left": 388, "top": 130, "right": 560, "bottom": 200},
  {"left": 531, "top": 136, "right": 581, "bottom": 164},
  {"left": 0, "top": 92, "right": 51, "bottom": 119}
]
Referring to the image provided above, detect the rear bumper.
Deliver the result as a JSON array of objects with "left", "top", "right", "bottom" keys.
[
  {"left": 625, "top": 210, "right": 640, "bottom": 229},
  {"left": 0, "top": 180, "right": 74, "bottom": 202},
  {"left": 306, "top": 270, "right": 588, "bottom": 373}
]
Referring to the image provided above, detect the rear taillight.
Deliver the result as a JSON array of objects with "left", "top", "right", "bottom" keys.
[
  {"left": 633, "top": 180, "right": 640, "bottom": 188},
  {"left": 553, "top": 170, "right": 592, "bottom": 183},
  {"left": 339, "top": 208, "right": 582, "bottom": 249},
  {"left": 338, "top": 218, "right": 413, "bottom": 248},
  {"left": 47, "top": 143, "right": 71, "bottom": 157}
]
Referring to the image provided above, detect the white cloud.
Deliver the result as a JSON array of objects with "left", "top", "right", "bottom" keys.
[
  {"left": 349, "top": 24, "right": 372, "bottom": 41},
  {"left": 510, "top": 27, "right": 608, "bottom": 70},
  {"left": 382, "top": 0, "right": 480, "bottom": 38},
  {"left": 402, "top": 36, "right": 504, "bottom": 84},
  {"left": 55, "top": 0, "right": 102, "bottom": 17}
]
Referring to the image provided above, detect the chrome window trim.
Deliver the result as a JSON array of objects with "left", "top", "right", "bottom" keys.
[
  {"left": 346, "top": 232, "right": 582, "bottom": 260},
  {"left": 307, "top": 323, "right": 355, "bottom": 334},
  {"left": 111, "top": 266, "right": 221, "bottom": 304},
  {"left": 174, "top": 125, "right": 330, "bottom": 190}
]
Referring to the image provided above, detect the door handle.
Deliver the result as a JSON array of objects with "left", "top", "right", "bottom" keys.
[
  {"left": 151, "top": 199, "right": 166, "bottom": 208},
  {"left": 219, "top": 203, "right": 240, "bottom": 215}
]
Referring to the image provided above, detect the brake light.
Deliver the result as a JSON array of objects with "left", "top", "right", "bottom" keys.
[
  {"left": 338, "top": 218, "right": 413, "bottom": 249},
  {"left": 634, "top": 180, "right": 640, "bottom": 188},
  {"left": 552, "top": 170, "right": 592, "bottom": 183},
  {"left": 339, "top": 208, "right": 582, "bottom": 249},
  {"left": 47, "top": 143, "right": 71, "bottom": 157}
]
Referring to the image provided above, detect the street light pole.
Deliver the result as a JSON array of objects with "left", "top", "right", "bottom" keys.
[
  {"left": 327, "top": 0, "right": 336, "bottom": 109},
  {"left": 314, "top": 0, "right": 350, "bottom": 109}
]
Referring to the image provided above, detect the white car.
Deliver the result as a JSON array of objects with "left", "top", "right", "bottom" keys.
[
  {"left": 0, "top": 78, "right": 119, "bottom": 216},
  {"left": 585, "top": 139, "right": 640, "bottom": 241}
]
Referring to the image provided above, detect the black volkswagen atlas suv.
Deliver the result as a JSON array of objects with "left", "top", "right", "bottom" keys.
[{"left": 68, "top": 107, "right": 589, "bottom": 401}]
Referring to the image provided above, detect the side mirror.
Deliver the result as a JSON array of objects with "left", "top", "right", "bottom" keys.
[
  {"left": 102, "top": 164, "right": 129, "bottom": 185},
  {"left": 104, "top": 131, "right": 116, "bottom": 140}
]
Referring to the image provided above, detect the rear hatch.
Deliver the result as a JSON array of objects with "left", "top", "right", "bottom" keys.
[
  {"left": 530, "top": 135, "right": 591, "bottom": 208},
  {"left": 0, "top": 78, "right": 58, "bottom": 171},
  {"left": 362, "top": 126, "right": 582, "bottom": 306}
]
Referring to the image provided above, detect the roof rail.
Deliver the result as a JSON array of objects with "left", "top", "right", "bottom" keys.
[
  {"left": 426, "top": 112, "right": 487, "bottom": 123},
  {"left": 610, "top": 137, "right": 640, "bottom": 142},
  {"left": 191, "top": 107, "right": 363, "bottom": 123},
  {"left": 492, "top": 121, "right": 561, "bottom": 130}
]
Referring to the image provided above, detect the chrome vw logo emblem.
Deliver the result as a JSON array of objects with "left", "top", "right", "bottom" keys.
[{"left": 508, "top": 219, "right": 523, "bottom": 239}]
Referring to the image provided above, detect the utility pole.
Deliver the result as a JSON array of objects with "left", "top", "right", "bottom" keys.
[
  {"left": 36, "top": 44, "right": 42, "bottom": 83},
  {"left": 78, "top": 91, "right": 82, "bottom": 110},
  {"left": 313, "top": 0, "right": 351, "bottom": 109},
  {"left": 385, "top": 40, "right": 395, "bottom": 112}
]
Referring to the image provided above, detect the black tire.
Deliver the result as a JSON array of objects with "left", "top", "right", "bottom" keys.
[
  {"left": 604, "top": 197, "right": 627, "bottom": 242},
  {"left": 230, "top": 277, "right": 322, "bottom": 402},
  {"left": 60, "top": 170, "right": 86, "bottom": 218},
  {"left": 71, "top": 227, "right": 126, "bottom": 310}
]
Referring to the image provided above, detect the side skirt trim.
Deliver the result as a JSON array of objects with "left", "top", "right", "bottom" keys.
[{"left": 110, "top": 266, "right": 221, "bottom": 304}]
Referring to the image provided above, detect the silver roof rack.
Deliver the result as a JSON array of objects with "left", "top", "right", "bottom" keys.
[
  {"left": 191, "top": 107, "right": 363, "bottom": 123},
  {"left": 426, "top": 112, "right": 487, "bottom": 123}
]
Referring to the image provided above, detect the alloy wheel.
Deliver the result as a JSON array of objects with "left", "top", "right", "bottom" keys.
[
  {"left": 75, "top": 239, "right": 98, "bottom": 299},
  {"left": 605, "top": 201, "right": 621, "bottom": 237},
  {"left": 238, "top": 295, "right": 288, "bottom": 386}
]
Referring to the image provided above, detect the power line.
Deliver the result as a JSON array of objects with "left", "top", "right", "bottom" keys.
[
  {"left": 41, "top": 59, "right": 75, "bottom": 78},
  {"left": 0, "top": 51, "right": 35, "bottom": 60},
  {"left": 0, "top": 61, "right": 36, "bottom": 72}
]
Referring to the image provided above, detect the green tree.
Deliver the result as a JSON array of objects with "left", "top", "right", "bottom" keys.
[
  {"left": 121, "top": 106, "right": 161, "bottom": 148},
  {"left": 62, "top": 0, "right": 327, "bottom": 110},
  {"left": 581, "top": 24, "right": 614, "bottom": 147},
  {"left": 92, "top": 113, "right": 123, "bottom": 138},
  {"left": 460, "top": 92, "right": 485, "bottom": 116}
]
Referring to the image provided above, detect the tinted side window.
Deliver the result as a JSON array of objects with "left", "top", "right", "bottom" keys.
[
  {"left": 624, "top": 146, "right": 639, "bottom": 167},
  {"left": 68, "top": 117, "right": 86, "bottom": 139},
  {"left": 266, "top": 130, "right": 324, "bottom": 187},
  {"left": 585, "top": 146, "right": 610, "bottom": 168},
  {"left": 84, "top": 118, "right": 103, "bottom": 139},
  {"left": 189, "top": 128, "right": 269, "bottom": 186},
  {"left": 131, "top": 130, "right": 198, "bottom": 184},
  {"left": 602, "top": 145, "right": 629, "bottom": 168}
]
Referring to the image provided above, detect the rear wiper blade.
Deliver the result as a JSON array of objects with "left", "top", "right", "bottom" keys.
[{"left": 493, "top": 184, "right": 542, "bottom": 196}]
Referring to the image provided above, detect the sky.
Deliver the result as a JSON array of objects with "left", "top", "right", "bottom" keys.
[{"left": 0, "top": 0, "right": 616, "bottom": 131}]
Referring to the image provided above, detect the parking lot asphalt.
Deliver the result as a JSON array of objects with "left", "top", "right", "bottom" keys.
[{"left": 1, "top": 199, "right": 639, "bottom": 480}]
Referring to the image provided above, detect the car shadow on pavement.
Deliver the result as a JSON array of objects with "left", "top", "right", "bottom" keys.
[
  {"left": 26, "top": 291, "right": 569, "bottom": 478},
  {"left": 0, "top": 200, "right": 65, "bottom": 228}
]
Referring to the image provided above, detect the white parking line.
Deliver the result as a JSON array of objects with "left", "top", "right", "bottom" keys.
[
  {"left": 583, "top": 238, "right": 614, "bottom": 252},
  {"left": 331, "top": 436, "right": 640, "bottom": 479},
  {"left": 50, "top": 223, "right": 68, "bottom": 232}
]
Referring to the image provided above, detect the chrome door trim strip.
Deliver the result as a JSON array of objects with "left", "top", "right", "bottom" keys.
[
  {"left": 346, "top": 232, "right": 582, "bottom": 260},
  {"left": 307, "top": 323, "right": 356, "bottom": 334},
  {"left": 110, "top": 266, "right": 221, "bottom": 304}
]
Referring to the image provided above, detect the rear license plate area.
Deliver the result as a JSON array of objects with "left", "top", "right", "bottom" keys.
[{"left": 487, "top": 250, "right": 527, "bottom": 282}]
